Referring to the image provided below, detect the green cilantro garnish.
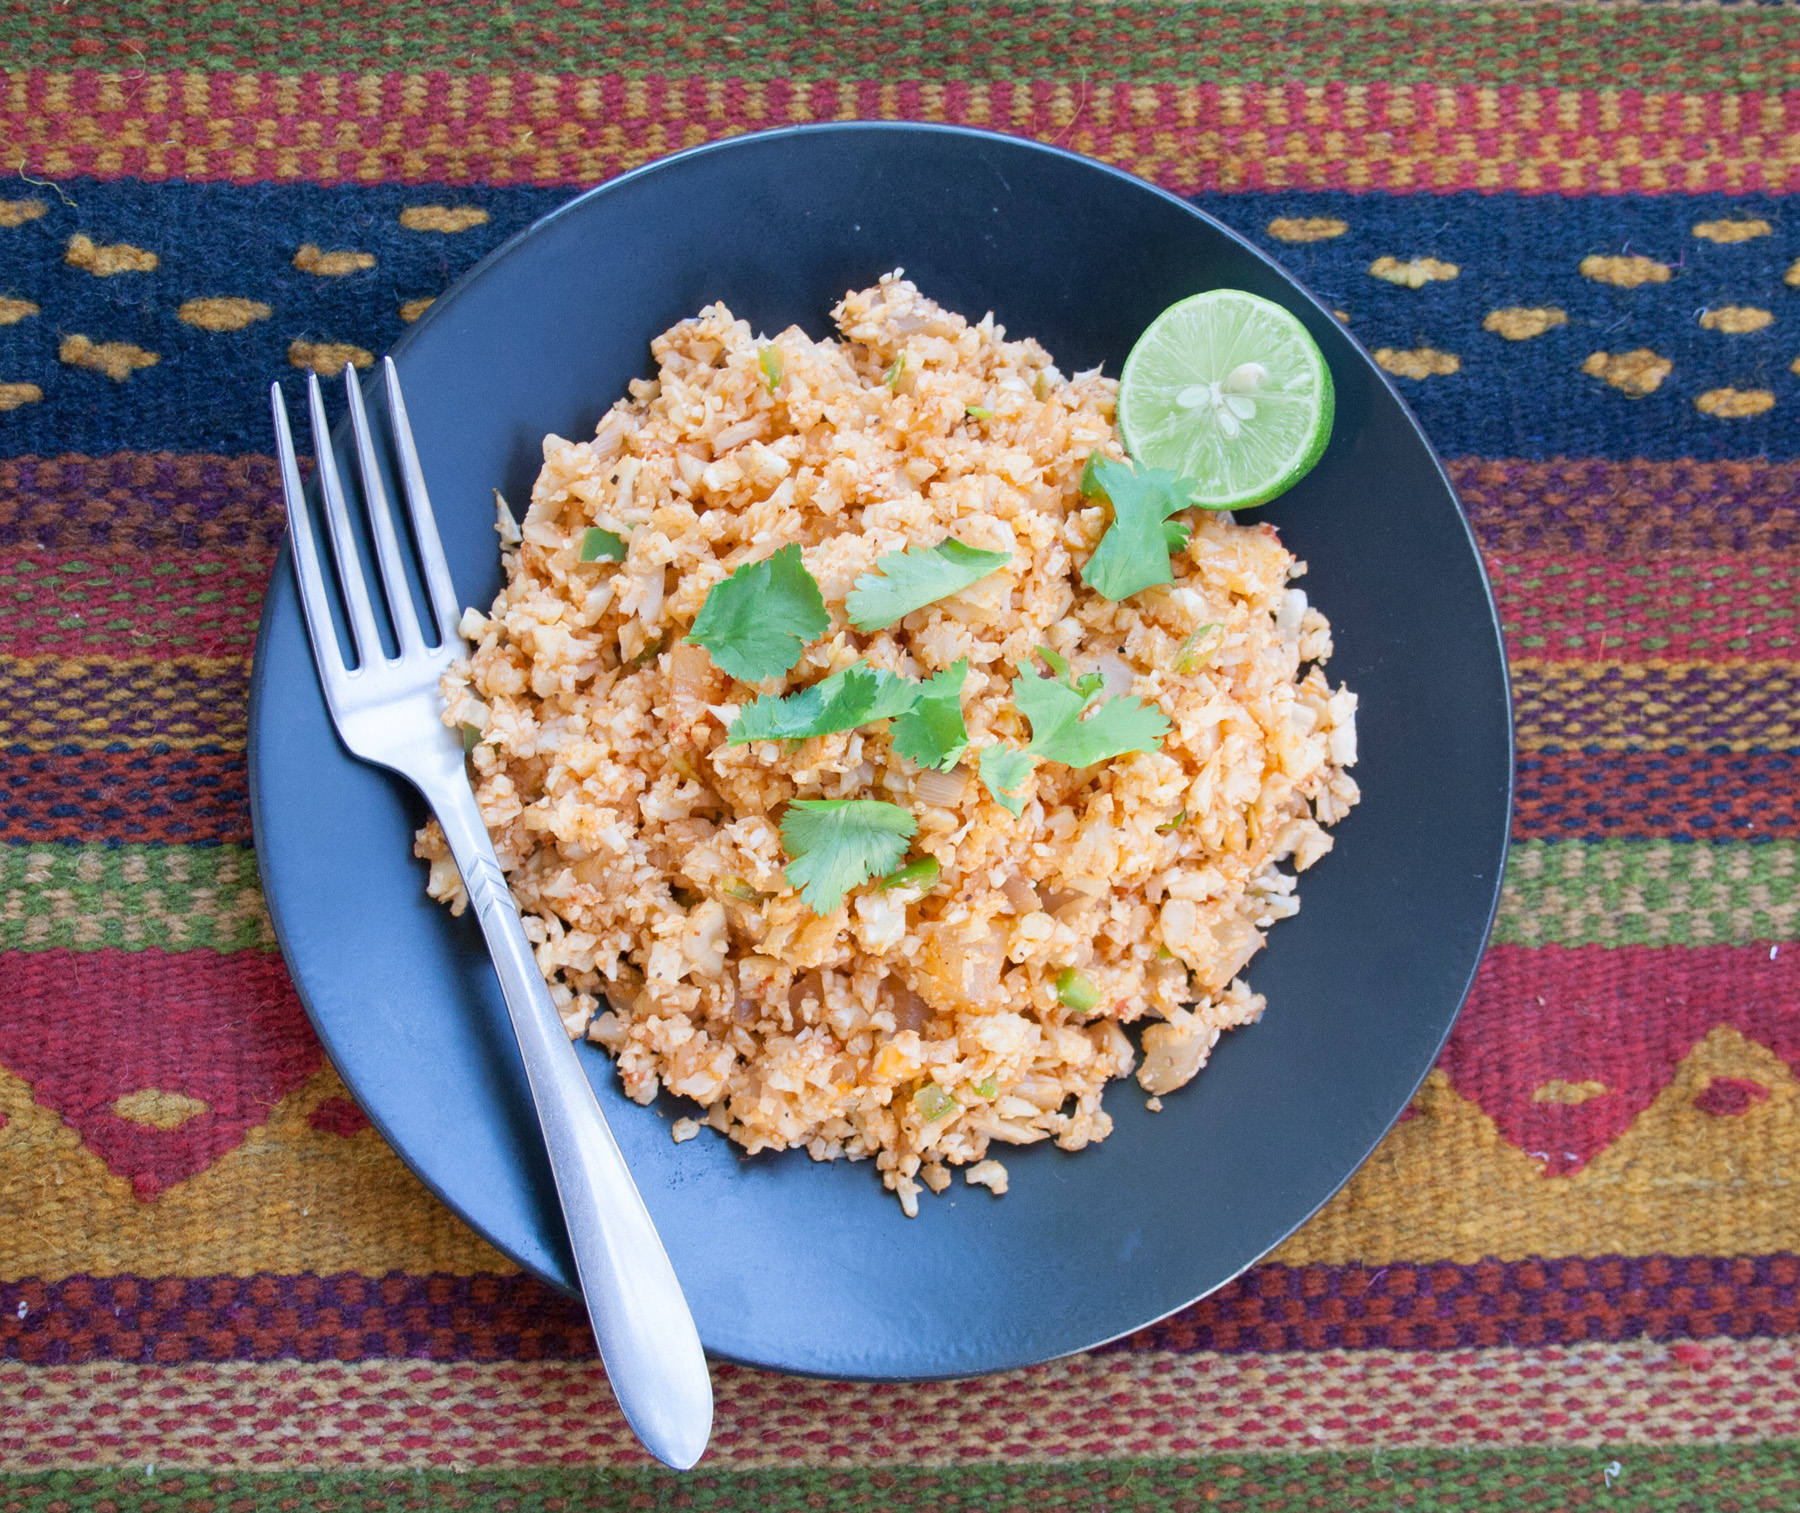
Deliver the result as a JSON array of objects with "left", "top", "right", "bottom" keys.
[
  {"left": 889, "top": 658, "right": 970, "bottom": 770},
  {"left": 1034, "top": 645, "right": 1103, "bottom": 700},
  {"left": 685, "top": 544, "right": 829, "bottom": 683},
  {"left": 978, "top": 744, "right": 1035, "bottom": 816},
  {"left": 578, "top": 526, "right": 627, "bottom": 563},
  {"left": 727, "top": 662, "right": 919, "bottom": 746},
  {"left": 879, "top": 855, "right": 941, "bottom": 892},
  {"left": 1012, "top": 663, "right": 1169, "bottom": 769},
  {"left": 759, "top": 344, "right": 783, "bottom": 392},
  {"left": 977, "top": 656, "right": 1168, "bottom": 811},
  {"left": 780, "top": 798, "right": 918, "bottom": 914},
  {"left": 845, "top": 539, "right": 1010, "bottom": 632},
  {"left": 1079, "top": 452, "right": 1201, "bottom": 602}
]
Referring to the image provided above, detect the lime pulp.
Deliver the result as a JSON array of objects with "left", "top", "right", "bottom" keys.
[{"left": 1116, "top": 289, "right": 1334, "bottom": 510}]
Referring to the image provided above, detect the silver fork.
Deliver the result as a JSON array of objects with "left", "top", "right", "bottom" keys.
[{"left": 272, "top": 360, "right": 713, "bottom": 1470}]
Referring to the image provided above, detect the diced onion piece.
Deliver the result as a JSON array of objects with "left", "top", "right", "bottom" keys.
[
  {"left": 493, "top": 489, "right": 521, "bottom": 544},
  {"left": 1096, "top": 652, "right": 1138, "bottom": 700},
  {"left": 884, "top": 979, "right": 932, "bottom": 1032},
  {"left": 913, "top": 766, "right": 969, "bottom": 807},
  {"left": 919, "top": 923, "right": 1005, "bottom": 1011},
  {"left": 1000, "top": 872, "right": 1041, "bottom": 914}
]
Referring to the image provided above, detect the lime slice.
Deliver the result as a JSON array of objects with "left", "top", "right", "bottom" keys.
[{"left": 1117, "top": 289, "right": 1334, "bottom": 510}]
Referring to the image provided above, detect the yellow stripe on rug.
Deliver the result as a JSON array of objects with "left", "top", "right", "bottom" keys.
[
  {"left": 4, "top": 1024, "right": 1800, "bottom": 1280},
  {"left": 1, "top": 1336, "right": 1791, "bottom": 1471}
]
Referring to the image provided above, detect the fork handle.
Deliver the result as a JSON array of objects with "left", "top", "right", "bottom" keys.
[{"left": 429, "top": 780, "right": 714, "bottom": 1470}]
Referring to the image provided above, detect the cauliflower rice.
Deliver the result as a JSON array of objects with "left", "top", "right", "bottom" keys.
[{"left": 416, "top": 274, "right": 1360, "bottom": 1216}]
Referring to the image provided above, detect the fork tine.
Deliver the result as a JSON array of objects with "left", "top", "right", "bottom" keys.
[
  {"left": 383, "top": 357, "right": 461, "bottom": 646},
  {"left": 307, "top": 371, "right": 386, "bottom": 668},
  {"left": 344, "top": 364, "right": 427, "bottom": 658},
  {"left": 272, "top": 383, "right": 349, "bottom": 691}
]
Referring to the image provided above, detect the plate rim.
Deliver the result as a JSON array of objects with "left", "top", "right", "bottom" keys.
[{"left": 248, "top": 120, "right": 1515, "bottom": 1378}]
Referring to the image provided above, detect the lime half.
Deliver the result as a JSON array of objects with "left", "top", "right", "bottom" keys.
[{"left": 1117, "top": 289, "right": 1334, "bottom": 510}]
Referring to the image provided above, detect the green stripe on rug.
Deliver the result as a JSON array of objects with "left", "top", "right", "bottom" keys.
[
  {"left": 1495, "top": 839, "right": 1799, "bottom": 948},
  {"left": 5, "top": 0, "right": 1784, "bottom": 86},
  {"left": 4, "top": 840, "right": 1794, "bottom": 955},
  {"left": 0, "top": 844, "right": 272, "bottom": 953},
  {"left": 4, "top": 1447, "right": 1799, "bottom": 1511}
]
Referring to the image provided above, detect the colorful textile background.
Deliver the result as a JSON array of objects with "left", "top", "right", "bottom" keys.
[{"left": 5, "top": 2, "right": 1800, "bottom": 1507}]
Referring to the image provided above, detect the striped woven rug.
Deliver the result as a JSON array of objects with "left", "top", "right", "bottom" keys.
[{"left": 4, "top": 3, "right": 1800, "bottom": 1507}]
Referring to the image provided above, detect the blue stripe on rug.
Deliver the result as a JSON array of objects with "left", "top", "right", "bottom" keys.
[{"left": 1, "top": 181, "right": 1794, "bottom": 459}]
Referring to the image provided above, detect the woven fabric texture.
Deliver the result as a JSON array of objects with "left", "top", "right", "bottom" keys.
[{"left": 4, "top": 3, "right": 1800, "bottom": 1506}]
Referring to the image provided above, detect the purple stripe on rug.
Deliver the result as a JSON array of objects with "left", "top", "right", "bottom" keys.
[
  {"left": 4, "top": 1257, "right": 1796, "bottom": 1365},
  {"left": 0, "top": 455, "right": 286, "bottom": 554},
  {"left": 7, "top": 456, "right": 1800, "bottom": 557},
  {"left": 1450, "top": 457, "right": 1800, "bottom": 555},
  {"left": 8, "top": 745, "right": 1777, "bottom": 849},
  {"left": 0, "top": 659, "right": 248, "bottom": 750}
]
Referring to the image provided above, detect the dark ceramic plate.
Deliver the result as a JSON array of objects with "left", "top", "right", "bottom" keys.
[{"left": 249, "top": 123, "right": 1511, "bottom": 1380}]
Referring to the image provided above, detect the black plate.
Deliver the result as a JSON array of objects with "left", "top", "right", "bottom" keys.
[{"left": 249, "top": 123, "right": 1512, "bottom": 1380}]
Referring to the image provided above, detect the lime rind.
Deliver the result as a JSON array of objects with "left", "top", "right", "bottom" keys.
[{"left": 1117, "top": 290, "right": 1334, "bottom": 510}]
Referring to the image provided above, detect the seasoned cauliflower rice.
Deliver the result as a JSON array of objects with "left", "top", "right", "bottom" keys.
[{"left": 416, "top": 274, "right": 1360, "bottom": 1216}]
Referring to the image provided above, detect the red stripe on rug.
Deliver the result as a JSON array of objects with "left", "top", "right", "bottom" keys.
[
  {"left": 13, "top": 730, "right": 1783, "bottom": 852},
  {"left": 1516, "top": 749, "right": 1799, "bottom": 842},
  {"left": 8, "top": 73, "right": 1800, "bottom": 192},
  {"left": 1444, "top": 943, "right": 1800, "bottom": 1177},
  {"left": 0, "top": 548, "right": 272, "bottom": 660},
  {"left": 1488, "top": 552, "right": 1800, "bottom": 664},
  {"left": 12, "top": 539, "right": 1795, "bottom": 667},
  {"left": 0, "top": 749, "right": 249, "bottom": 847},
  {"left": 0, "top": 949, "right": 319, "bottom": 1198}
]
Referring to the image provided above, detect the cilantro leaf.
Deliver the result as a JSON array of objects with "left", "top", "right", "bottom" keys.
[
  {"left": 978, "top": 744, "right": 1034, "bottom": 817},
  {"left": 578, "top": 526, "right": 627, "bottom": 563},
  {"left": 1035, "top": 645, "right": 1103, "bottom": 700},
  {"left": 685, "top": 543, "right": 829, "bottom": 682},
  {"left": 845, "top": 538, "right": 1011, "bottom": 632},
  {"left": 890, "top": 659, "right": 969, "bottom": 770},
  {"left": 727, "top": 662, "right": 920, "bottom": 746},
  {"left": 1013, "top": 666, "right": 1170, "bottom": 769},
  {"left": 781, "top": 799, "right": 918, "bottom": 914},
  {"left": 1079, "top": 453, "right": 1199, "bottom": 602}
]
